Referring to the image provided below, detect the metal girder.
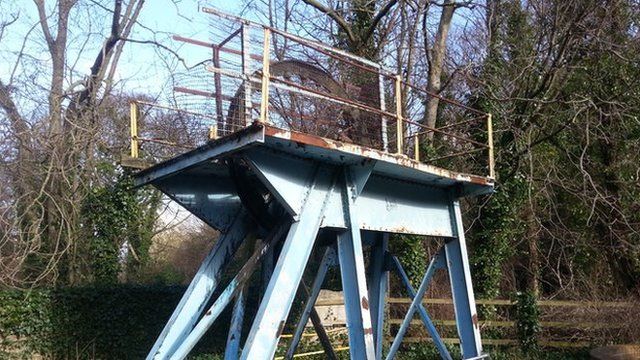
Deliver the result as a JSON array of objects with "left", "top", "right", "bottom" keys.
[
  {"left": 134, "top": 125, "right": 264, "bottom": 187},
  {"left": 240, "top": 166, "right": 337, "bottom": 359},
  {"left": 170, "top": 222, "right": 289, "bottom": 360},
  {"left": 224, "top": 290, "right": 246, "bottom": 360},
  {"left": 446, "top": 199, "right": 483, "bottom": 359},
  {"left": 155, "top": 175, "right": 241, "bottom": 231},
  {"left": 285, "top": 247, "right": 337, "bottom": 360},
  {"left": 322, "top": 175, "right": 454, "bottom": 236},
  {"left": 367, "top": 233, "right": 388, "bottom": 360},
  {"left": 385, "top": 249, "right": 446, "bottom": 360},
  {"left": 244, "top": 147, "right": 319, "bottom": 218},
  {"left": 388, "top": 253, "right": 451, "bottom": 360},
  {"left": 348, "top": 159, "right": 376, "bottom": 197},
  {"left": 337, "top": 167, "right": 376, "bottom": 360},
  {"left": 146, "top": 210, "right": 253, "bottom": 360}
]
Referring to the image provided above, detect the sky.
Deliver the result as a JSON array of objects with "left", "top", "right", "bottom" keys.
[
  {"left": 0, "top": 1, "right": 250, "bottom": 228},
  {"left": 0, "top": 1, "right": 248, "bottom": 107}
]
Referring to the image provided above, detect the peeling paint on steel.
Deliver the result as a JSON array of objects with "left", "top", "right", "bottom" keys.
[{"left": 263, "top": 125, "right": 494, "bottom": 187}]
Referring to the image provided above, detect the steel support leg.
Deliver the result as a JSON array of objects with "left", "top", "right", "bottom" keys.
[
  {"left": 385, "top": 250, "right": 445, "bottom": 360},
  {"left": 338, "top": 168, "right": 376, "bottom": 360},
  {"left": 147, "top": 210, "right": 253, "bottom": 360},
  {"left": 446, "top": 200, "right": 483, "bottom": 359},
  {"left": 240, "top": 168, "right": 336, "bottom": 360},
  {"left": 171, "top": 223, "right": 288, "bottom": 360},
  {"left": 367, "top": 232, "right": 388, "bottom": 360},
  {"left": 224, "top": 290, "right": 246, "bottom": 360},
  {"left": 388, "top": 254, "right": 451, "bottom": 360},
  {"left": 285, "top": 247, "right": 337, "bottom": 360}
]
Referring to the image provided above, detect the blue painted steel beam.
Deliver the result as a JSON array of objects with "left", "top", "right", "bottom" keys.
[
  {"left": 285, "top": 247, "right": 336, "bottom": 359},
  {"left": 385, "top": 249, "right": 445, "bottom": 360},
  {"left": 170, "top": 222, "right": 289, "bottom": 360},
  {"left": 367, "top": 232, "right": 388, "bottom": 360},
  {"left": 321, "top": 175, "right": 455, "bottom": 236},
  {"left": 146, "top": 210, "right": 253, "bottom": 360},
  {"left": 337, "top": 167, "right": 376, "bottom": 360},
  {"left": 155, "top": 175, "right": 242, "bottom": 231},
  {"left": 261, "top": 246, "right": 274, "bottom": 294},
  {"left": 240, "top": 166, "right": 337, "bottom": 359},
  {"left": 244, "top": 147, "right": 319, "bottom": 218},
  {"left": 134, "top": 124, "right": 264, "bottom": 187},
  {"left": 388, "top": 254, "right": 451, "bottom": 360},
  {"left": 446, "top": 199, "right": 483, "bottom": 359},
  {"left": 224, "top": 290, "right": 246, "bottom": 360}
]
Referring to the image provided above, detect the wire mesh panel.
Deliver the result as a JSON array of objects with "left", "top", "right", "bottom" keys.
[{"left": 127, "top": 7, "right": 494, "bottom": 179}]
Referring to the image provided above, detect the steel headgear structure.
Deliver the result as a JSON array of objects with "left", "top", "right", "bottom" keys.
[{"left": 128, "top": 7, "right": 494, "bottom": 360}]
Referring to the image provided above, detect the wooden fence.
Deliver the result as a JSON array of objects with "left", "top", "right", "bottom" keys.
[{"left": 276, "top": 297, "right": 636, "bottom": 358}]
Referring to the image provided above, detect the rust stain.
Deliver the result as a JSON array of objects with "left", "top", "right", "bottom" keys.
[
  {"left": 364, "top": 327, "right": 373, "bottom": 335},
  {"left": 472, "top": 314, "right": 479, "bottom": 327},
  {"left": 206, "top": 310, "right": 212, "bottom": 316},
  {"left": 263, "top": 124, "right": 495, "bottom": 187},
  {"left": 361, "top": 296, "right": 369, "bottom": 310}
]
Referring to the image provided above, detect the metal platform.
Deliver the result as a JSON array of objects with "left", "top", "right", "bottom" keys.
[
  {"left": 131, "top": 7, "right": 495, "bottom": 360},
  {"left": 136, "top": 123, "right": 492, "bottom": 360}
]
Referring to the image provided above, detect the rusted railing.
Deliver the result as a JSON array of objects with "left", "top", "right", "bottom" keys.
[{"left": 127, "top": 7, "right": 495, "bottom": 180}]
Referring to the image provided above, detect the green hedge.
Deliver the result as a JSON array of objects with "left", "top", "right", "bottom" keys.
[{"left": 0, "top": 285, "right": 228, "bottom": 359}]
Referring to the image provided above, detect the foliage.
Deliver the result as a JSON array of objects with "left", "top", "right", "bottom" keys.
[
  {"left": 0, "top": 286, "right": 227, "bottom": 360},
  {"left": 82, "top": 173, "right": 160, "bottom": 284},
  {"left": 514, "top": 291, "right": 540, "bottom": 353},
  {"left": 390, "top": 234, "right": 428, "bottom": 288}
]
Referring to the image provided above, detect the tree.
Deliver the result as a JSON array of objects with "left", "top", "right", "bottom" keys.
[{"left": 0, "top": 0, "right": 150, "bottom": 287}]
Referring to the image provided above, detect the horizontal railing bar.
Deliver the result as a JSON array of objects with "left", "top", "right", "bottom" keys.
[
  {"left": 173, "top": 35, "right": 263, "bottom": 61},
  {"left": 201, "top": 7, "right": 386, "bottom": 71},
  {"left": 137, "top": 137, "right": 193, "bottom": 148},
  {"left": 134, "top": 100, "right": 219, "bottom": 120},
  {"left": 403, "top": 117, "right": 489, "bottom": 148},
  {"left": 272, "top": 28, "right": 382, "bottom": 76},
  {"left": 173, "top": 85, "right": 261, "bottom": 109},
  {"left": 403, "top": 80, "right": 488, "bottom": 116},
  {"left": 430, "top": 115, "right": 488, "bottom": 132},
  {"left": 426, "top": 147, "right": 486, "bottom": 162},
  {"left": 269, "top": 75, "right": 395, "bottom": 118}
]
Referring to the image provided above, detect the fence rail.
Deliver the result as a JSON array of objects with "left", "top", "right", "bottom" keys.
[{"left": 276, "top": 297, "right": 635, "bottom": 357}]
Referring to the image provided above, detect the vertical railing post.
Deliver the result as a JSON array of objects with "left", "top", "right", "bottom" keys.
[
  {"left": 378, "top": 70, "right": 388, "bottom": 152},
  {"left": 212, "top": 45, "right": 224, "bottom": 134},
  {"left": 209, "top": 124, "right": 218, "bottom": 140},
  {"left": 414, "top": 134, "right": 420, "bottom": 162},
  {"left": 259, "top": 28, "right": 271, "bottom": 124},
  {"left": 395, "top": 75, "right": 403, "bottom": 154},
  {"left": 241, "top": 24, "right": 254, "bottom": 127},
  {"left": 487, "top": 113, "right": 495, "bottom": 179},
  {"left": 130, "top": 101, "right": 139, "bottom": 158}
]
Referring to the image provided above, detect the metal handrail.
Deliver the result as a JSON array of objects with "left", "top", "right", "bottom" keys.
[{"left": 129, "top": 7, "right": 496, "bottom": 180}]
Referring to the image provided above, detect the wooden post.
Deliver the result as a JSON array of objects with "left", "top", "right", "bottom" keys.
[
  {"left": 395, "top": 75, "right": 403, "bottom": 154},
  {"left": 130, "top": 101, "right": 139, "bottom": 158},
  {"left": 414, "top": 134, "right": 420, "bottom": 162},
  {"left": 259, "top": 28, "right": 271, "bottom": 124},
  {"left": 487, "top": 113, "right": 495, "bottom": 179}
]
